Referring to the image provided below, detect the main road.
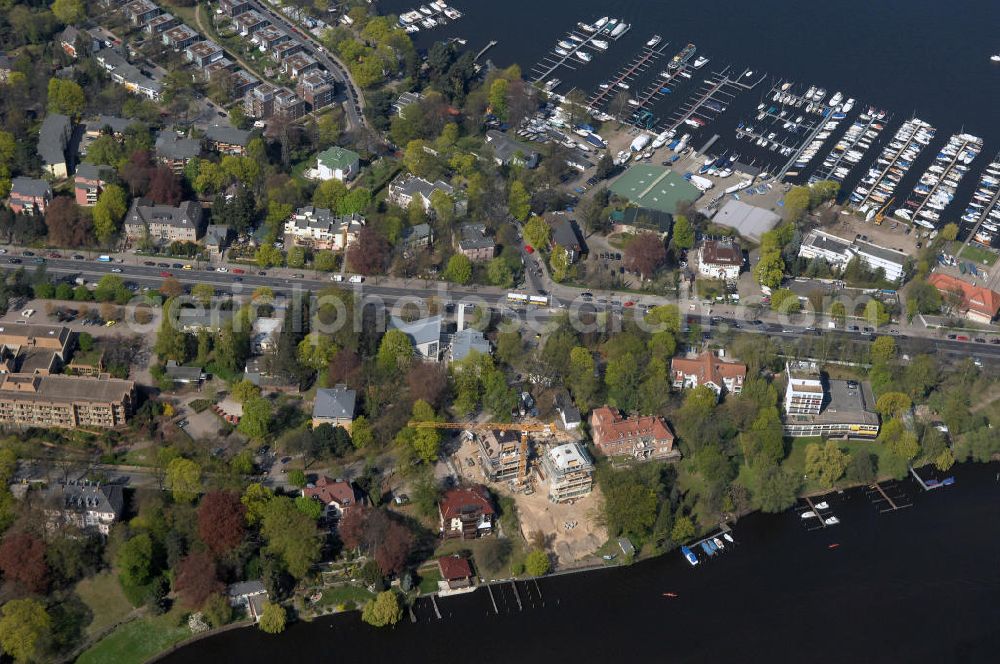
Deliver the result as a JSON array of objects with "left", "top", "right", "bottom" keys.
[{"left": 244, "top": 0, "right": 365, "bottom": 130}]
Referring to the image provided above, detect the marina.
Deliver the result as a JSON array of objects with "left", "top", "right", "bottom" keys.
[
  {"left": 894, "top": 131, "right": 983, "bottom": 228},
  {"left": 849, "top": 117, "right": 936, "bottom": 216},
  {"left": 586, "top": 39, "right": 672, "bottom": 116},
  {"left": 397, "top": 2, "right": 463, "bottom": 33},
  {"left": 797, "top": 495, "right": 841, "bottom": 531},
  {"left": 529, "top": 16, "right": 632, "bottom": 88},
  {"left": 865, "top": 480, "right": 913, "bottom": 513},
  {"left": 809, "top": 106, "right": 888, "bottom": 184},
  {"left": 958, "top": 154, "right": 1000, "bottom": 248},
  {"left": 659, "top": 66, "right": 764, "bottom": 134}
]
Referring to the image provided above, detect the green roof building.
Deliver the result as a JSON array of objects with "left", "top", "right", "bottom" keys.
[{"left": 316, "top": 146, "right": 360, "bottom": 182}]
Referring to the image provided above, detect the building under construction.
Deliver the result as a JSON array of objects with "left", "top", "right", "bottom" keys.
[
  {"left": 477, "top": 429, "right": 526, "bottom": 482},
  {"left": 539, "top": 442, "right": 594, "bottom": 503}
]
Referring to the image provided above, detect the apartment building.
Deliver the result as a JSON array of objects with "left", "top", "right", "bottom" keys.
[
  {"left": 477, "top": 429, "right": 522, "bottom": 482},
  {"left": 589, "top": 406, "right": 679, "bottom": 462},
  {"left": 0, "top": 373, "right": 135, "bottom": 429},
  {"left": 155, "top": 132, "right": 201, "bottom": 173},
  {"left": 454, "top": 223, "right": 496, "bottom": 262},
  {"left": 74, "top": 163, "right": 109, "bottom": 206},
  {"left": 670, "top": 350, "right": 747, "bottom": 398},
  {"left": 38, "top": 114, "right": 72, "bottom": 179},
  {"left": 540, "top": 442, "right": 594, "bottom": 502},
  {"left": 7, "top": 178, "right": 52, "bottom": 214},
  {"left": 781, "top": 361, "right": 880, "bottom": 439},
  {"left": 123, "top": 198, "right": 203, "bottom": 243},
  {"left": 283, "top": 206, "right": 364, "bottom": 251}
]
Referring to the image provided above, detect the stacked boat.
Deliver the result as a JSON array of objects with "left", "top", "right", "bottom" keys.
[
  {"left": 897, "top": 132, "right": 983, "bottom": 228},
  {"left": 960, "top": 157, "right": 1000, "bottom": 245},
  {"left": 851, "top": 117, "right": 935, "bottom": 214}
]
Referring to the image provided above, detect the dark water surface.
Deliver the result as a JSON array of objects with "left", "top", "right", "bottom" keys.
[{"left": 167, "top": 462, "right": 1000, "bottom": 663}]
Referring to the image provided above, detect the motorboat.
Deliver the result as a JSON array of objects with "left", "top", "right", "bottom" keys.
[
  {"left": 991, "top": 54, "right": 1000, "bottom": 62},
  {"left": 824, "top": 517, "right": 840, "bottom": 526},
  {"left": 554, "top": 47, "right": 569, "bottom": 56},
  {"left": 646, "top": 35, "right": 661, "bottom": 48},
  {"left": 814, "top": 501, "right": 829, "bottom": 509},
  {"left": 418, "top": 5, "right": 432, "bottom": 15},
  {"left": 591, "top": 39, "right": 609, "bottom": 50},
  {"left": 801, "top": 511, "right": 817, "bottom": 519},
  {"left": 576, "top": 51, "right": 592, "bottom": 63},
  {"left": 558, "top": 40, "right": 574, "bottom": 50},
  {"left": 693, "top": 55, "right": 709, "bottom": 69},
  {"left": 616, "top": 81, "right": 629, "bottom": 90},
  {"left": 681, "top": 546, "right": 699, "bottom": 566},
  {"left": 712, "top": 537, "right": 725, "bottom": 550},
  {"left": 723, "top": 533, "right": 734, "bottom": 543}
]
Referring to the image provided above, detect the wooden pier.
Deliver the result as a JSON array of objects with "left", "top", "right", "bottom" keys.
[
  {"left": 810, "top": 108, "right": 886, "bottom": 183},
  {"left": 474, "top": 40, "right": 497, "bottom": 62},
  {"left": 486, "top": 584, "right": 499, "bottom": 614},
  {"left": 903, "top": 132, "right": 980, "bottom": 224},
  {"left": 774, "top": 106, "right": 834, "bottom": 180},
  {"left": 587, "top": 41, "right": 671, "bottom": 111},
  {"left": 867, "top": 481, "right": 913, "bottom": 513},
  {"left": 803, "top": 496, "right": 827, "bottom": 528},
  {"left": 852, "top": 117, "right": 932, "bottom": 210},
  {"left": 530, "top": 20, "right": 630, "bottom": 85},
  {"left": 510, "top": 581, "right": 523, "bottom": 611},
  {"left": 958, "top": 152, "right": 1000, "bottom": 250},
  {"left": 430, "top": 595, "right": 442, "bottom": 619},
  {"left": 656, "top": 66, "right": 742, "bottom": 133}
]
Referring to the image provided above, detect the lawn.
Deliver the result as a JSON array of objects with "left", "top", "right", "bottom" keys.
[
  {"left": 317, "top": 584, "right": 375, "bottom": 609},
  {"left": 417, "top": 568, "right": 442, "bottom": 594},
  {"left": 783, "top": 436, "right": 887, "bottom": 493},
  {"left": 75, "top": 573, "right": 134, "bottom": 639},
  {"left": 958, "top": 242, "right": 998, "bottom": 266},
  {"left": 77, "top": 610, "right": 189, "bottom": 664}
]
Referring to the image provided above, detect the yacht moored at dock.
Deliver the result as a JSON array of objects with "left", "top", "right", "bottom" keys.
[{"left": 668, "top": 43, "right": 697, "bottom": 71}]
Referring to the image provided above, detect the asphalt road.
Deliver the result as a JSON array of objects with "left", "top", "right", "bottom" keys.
[{"left": 246, "top": 0, "right": 365, "bottom": 130}]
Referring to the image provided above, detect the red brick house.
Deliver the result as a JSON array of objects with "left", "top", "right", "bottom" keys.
[
  {"left": 590, "top": 406, "right": 679, "bottom": 462},
  {"left": 302, "top": 476, "right": 360, "bottom": 518},
  {"left": 438, "top": 555, "right": 474, "bottom": 589},
  {"left": 438, "top": 485, "right": 495, "bottom": 539},
  {"left": 8, "top": 177, "right": 52, "bottom": 214}
]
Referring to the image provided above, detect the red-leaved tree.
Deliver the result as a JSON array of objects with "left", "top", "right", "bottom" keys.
[
  {"left": 624, "top": 232, "right": 667, "bottom": 280},
  {"left": 347, "top": 228, "right": 390, "bottom": 276},
  {"left": 197, "top": 491, "right": 247, "bottom": 556},
  {"left": 336, "top": 507, "right": 412, "bottom": 575},
  {"left": 174, "top": 551, "right": 223, "bottom": 609},
  {"left": 0, "top": 532, "right": 49, "bottom": 593}
]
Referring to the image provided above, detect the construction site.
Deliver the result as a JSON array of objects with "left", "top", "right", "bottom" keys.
[{"left": 435, "top": 420, "right": 608, "bottom": 566}]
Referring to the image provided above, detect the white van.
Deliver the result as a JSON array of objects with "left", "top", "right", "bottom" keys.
[{"left": 349, "top": 275, "right": 364, "bottom": 283}]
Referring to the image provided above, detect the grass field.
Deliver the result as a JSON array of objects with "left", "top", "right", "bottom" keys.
[
  {"left": 317, "top": 585, "right": 375, "bottom": 609},
  {"left": 75, "top": 573, "right": 134, "bottom": 638},
  {"left": 417, "top": 568, "right": 442, "bottom": 594},
  {"left": 609, "top": 165, "right": 700, "bottom": 214},
  {"left": 958, "top": 242, "right": 998, "bottom": 266},
  {"left": 77, "top": 611, "right": 189, "bottom": 664}
]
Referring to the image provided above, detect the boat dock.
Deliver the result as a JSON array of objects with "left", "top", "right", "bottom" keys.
[
  {"left": 901, "top": 132, "right": 981, "bottom": 225},
  {"left": 810, "top": 108, "right": 887, "bottom": 183},
  {"left": 796, "top": 495, "right": 840, "bottom": 531},
  {"left": 958, "top": 153, "right": 1000, "bottom": 249},
  {"left": 658, "top": 66, "right": 754, "bottom": 133},
  {"left": 866, "top": 481, "right": 913, "bottom": 513},
  {"left": 530, "top": 18, "right": 628, "bottom": 85},
  {"left": 909, "top": 466, "right": 956, "bottom": 491},
  {"left": 774, "top": 106, "right": 834, "bottom": 180},
  {"left": 586, "top": 40, "right": 671, "bottom": 111},
  {"left": 851, "top": 117, "right": 934, "bottom": 211},
  {"left": 474, "top": 40, "right": 497, "bottom": 62}
]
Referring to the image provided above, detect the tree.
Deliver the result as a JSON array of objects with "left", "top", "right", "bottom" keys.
[
  {"left": 362, "top": 591, "right": 402, "bottom": 627},
  {"left": 197, "top": 491, "right": 246, "bottom": 556},
  {"left": 670, "top": 515, "right": 695, "bottom": 543},
  {"left": 863, "top": 299, "right": 890, "bottom": 327},
  {"left": 754, "top": 251, "right": 785, "bottom": 289},
  {"left": 508, "top": 181, "right": 531, "bottom": 222},
  {"left": 875, "top": 392, "right": 912, "bottom": 418},
  {"left": 602, "top": 480, "right": 657, "bottom": 539},
  {"left": 286, "top": 246, "right": 306, "bottom": 269},
  {"left": 783, "top": 186, "right": 811, "bottom": 220},
  {"left": 846, "top": 452, "right": 877, "bottom": 484},
  {"left": 0, "top": 532, "right": 48, "bottom": 593},
  {"left": 174, "top": 552, "right": 222, "bottom": 609},
  {"left": 191, "top": 283, "right": 215, "bottom": 307},
  {"left": 870, "top": 336, "right": 897, "bottom": 365},
  {"left": 351, "top": 415, "right": 375, "bottom": 449},
  {"left": 567, "top": 346, "right": 598, "bottom": 410},
  {"left": 47, "top": 78, "right": 86, "bottom": 116},
  {"left": 377, "top": 328, "right": 413, "bottom": 373},
  {"left": 804, "top": 441, "right": 851, "bottom": 488},
  {"left": 314, "top": 251, "right": 337, "bottom": 272},
  {"left": 0, "top": 599, "right": 50, "bottom": 663},
  {"left": 879, "top": 418, "right": 920, "bottom": 461},
  {"left": 92, "top": 184, "right": 128, "bottom": 245},
  {"left": 166, "top": 457, "right": 202, "bottom": 503},
  {"left": 239, "top": 397, "right": 272, "bottom": 440},
  {"left": 258, "top": 602, "right": 287, "bottom": 634},
  {"left": 297, "top": 335, "right": 337, "bottom": 371},
  {"left": 523, "top": 215, "right": 549, "bottom": 249},
  {"left": 45, "top": 196, "right": 92, "bottom": 248},
  {"left": 241, "top": 483, "right": 274, "bottom": 526},
  {"left": 201, "top": 593, "right": 232, "bottom": 628},
  {"left": 443, "top": 253, "right": 472, "bottom": 285},
  {"left": 487, "top": 257, "right": 513, "bottom": 287},
  {"left": 672, "top": 215, "right": 695, "bottom": 250},
  {"left": 524, "top": 549, "right": 550, "bottom": 576},
  {"left": 159, "top": 277, "right": 183, "bottom": 298},
  {"left": 295, "top": 496, "right": 323, "bottom": 520},
  {"left": 287, "top": 469, "right": 307, "bottom": 488},
  {"left": 347, "top": 227, "right": 390, "bottom": 275},
  {"left": 549, "top": 245, "right": 569, "bottom": 282},
  {"left": 255, "top": 244, "right": 284, "bottom": 268},
  {"left": 116, "top": 532, "right": 154, "bottom": 593},
  {"left": 753, "top": 465, "right": 800, "bottom": 513},
  {"left": 625, "top": 232, "right": 667, "bottom": 279},
  {"left": 260, "top": 497, "right": 321, "bottom": 578},
  {"left": 939, "top": 223, "right": 959, "bottom": 242}
]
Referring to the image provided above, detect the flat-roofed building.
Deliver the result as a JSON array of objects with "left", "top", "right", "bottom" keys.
[
  {"left": 477, "top": 430, "right": 522, "bottom": 482},
  {"left": 229, "top": 69, "right": 259, "bottom": 97},
  {"left": 297, "top": 70, "right": 336, "bottom": 111},
  {"left": 251, "top": 25, "right": 288, "bottom": 51},
  {"left": 219, "top": 0, "right": 251, "bottom": 17},
  {"left": 0, "top": 373, "right": 135, "bottom": 429},
  {"left": 280, "top": 52, "right": 318, "bottom": 79},
  {"left": 274, "top": 89, "right": 306, "bottom": 121},
  {"left": 271, "top": 40, "right": 303, "bottom": 62},
  {"left": 798, "top": 229, "right": 854, "bottom": 269},
  {"left": 203, "top": 125, "right": 253, "bottom": 156},
  {"left": 781, "top": 361, "right": 880, "bottom": 439},
  {"left": 124, "top": 0, "right": 161, "bottom": 26},
  {"left": 234, "top": 10, "right": 268, "bottom": 37},
  {"left": 94, "top": 48, "right": 162, "bottom": 101},
  {"left": 144, "top": 13, "right": 180, "bottom": 35},
  {"left": 454, "top": 223, "right": 496, "bottom": 262},
  {"left": 541, "top": 442, "right": 594, "bottom": 502},
  {"left": 244, "top": 83, "right": 276, "bottom": 118},
  {"left": 185, "top": 39, "right": 224, "bottom": 68},
  {"left": 162, "top": 24, "right": 200, "bottom": 49}
]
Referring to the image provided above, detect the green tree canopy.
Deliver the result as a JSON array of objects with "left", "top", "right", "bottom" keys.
[
  {"left": 0, "top": 598, "right": 51, "bottom": 663},
  {"left": 166, "top": 457, "right": 202, "bottom": 503},
  {"left": 361, "top": 591, "right": 403, "bottom": 627},
  {"left": 258, "top": 602, "right": 287, "bottom": 634}
]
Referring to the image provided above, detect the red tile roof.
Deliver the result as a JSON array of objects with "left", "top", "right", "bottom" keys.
[
  {"left": 671, "top": 351, "right": 747, "bottom": 388},
  {"left": 927, "top": 273, "right": 1000, "bottom": 320},
  {"left": 303, "top": 476, "right": 357, "bottom": 508},
  {"left": 590, "top": 406, "right": 674, "bottom": 446},
  {"left": 438, "top": 555, "right": 472, "bottom": 581},
  {"left": 438, "top": 486, "right": 494, "bottom": 521},
  {"left": 700, "top": 240, "right": 742, "bottom": 267}
]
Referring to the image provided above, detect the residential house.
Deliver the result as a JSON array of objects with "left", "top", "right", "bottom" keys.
[
  {"left": 94, "top": 49, "right": 162, "bottom": 101},
  {"left": 227, "top": 581, "right": 268, "bottom": 622},
  {"left": 449, "top": 328, "right": 491, "bottom": 363},
  {"left": 283, "top": 206, "right": 365, "bottom": 251},
  {"left": 74, "top": 163, "right": 110, "bottom": 206},
  {"left": 454, "top": 223, "right": 496, "bottom": 262},
  {"left": 164, "top": 360, "right": 205, "bottom": 385},
  {"left": 203, "top": 224, "right": 232, "bottom": 258},
  {"left": 483, "top": 129, "right": 539, "bottom": 168},
  {"left": 312, "top": 384, "right": 356, "bottom": 430},
  {"left": 155, "top": 132, "right": 201, "bottom": 173},
  {"left": 202, "top": 58, "right": 235, "bottom": 85},
  {"left": 185, "top": 39, "right": 224, "bottom": 68},
  {"left": 42, "top": 482, "right": 124, "bottom": 535},
  {"left": 670, "top": 350, "right": 747, "bottom": 397},
  {"left": 400, "top": 223, "right": 433, "bottom": 253},
  {"left": 548, "top": 215, "right": 583, "bottom": 263},
  {"left": 251, "top": 317, "right": 283, "bottom": 353},
  {"left": 271, "top": 40, "right": 303, "bottom": 63},
  {"left": 387, "top": 173, "right": 466, "bottom": 217},
  {"left": 59, "top": 26, "right": 81, "bottom": 58},
  {"left": 280, "top": 52, "right": 319, "bottom": 79},
  {"left": 554, "top": 390, "right": 581, "bottom": 430},
  {"left": 927, "top": 273, "right": 1000, "bottom": 324},
  {"left": 124, "top": 0, "right": 162, "bottom": 26},
  {"left": 589, "top": 406, "right": 679, "bottom": 462},
  {"left": 38, "top": 114, "right": 72, "bottom": 178},
  {"left": 85, "top": 115, "right": 132, "bottom": 140},
  {"left": 8, "top": 178, "right": 52, "bottom": 214},
  {"left": 219, "top": 0, "right": 252, "bottom": 17},
  {"left": 438, "top": 485, "right": 494, "bottom": 539},
  {"left": 438, "top": 556, "right": 474, "bottom": 589},
  {"left": 251, "top": 25, "right": 289, "bottom": 51},
  {"left": 314, "top": 146, "right": 360, "bottom": 182},
  {"left": 477, "top": 430, "right": 522, "bottom": 482},
  {"left": 698, "top": 239, "right": 743, "bottom": 281},
  {"left": 244, "top": 83, "right": 277, "bottom": 118},
  {"left": 203, "top": 125, "right": 253, "bottom": 156},
  {"left": 123, "top": 198, "right": 203, "bottom": 243},
  {"left": 609, "top": 207, "right": 673, "bottom": 238},
  {"left": 162, "top": 24, "right": 200, "bottom": 50},
  {"left": 0, "top": 373, "right": 135, "bottom": 429},
  {"left": 782, "top": 361, "right": 880, "bottom": 438},
  {"left": 389, "top": 315, "right": 443, "bottom": 361},
  {"left": 302, "top": 476, "right": 360, "bottom": 518},
  {"left": 274, "top": 89, "right": 306, "bottom": 121},
  {"left": 144, "top": 13, "right": 180, "bottom": 35},
  {"left": 230, "top": 69, "right": 259, "bottom": 97},
  {"left": 541, "top": 442, "right": 594, "bottom": 502},
  {"left": 392, "top": 91, "right": 422, "bottom": 116},
  {"left": 234, "top": 10, "right": 269, "bottom": 37},
  {"left": 175, "top": 307, "right": 234, "bottom": 333},
  {"left": 296, "top": 70, "right": 335, "bottom": 110}
]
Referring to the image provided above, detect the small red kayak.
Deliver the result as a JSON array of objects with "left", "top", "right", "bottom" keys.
[
  {"left": 663, "top": 592, "right": 679, "bottom": 598},
  {"left": 828, "top": 543, "right": 840, "bottom": 550}
]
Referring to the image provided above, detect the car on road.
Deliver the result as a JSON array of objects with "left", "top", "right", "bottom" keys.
[
  {"left": 216, "top": 267, "right": 228, "bottom": 273},
  {"left": 848, "top": 325, "right": 860, "bottom": 332},
  {"left": 0, "top": 249, "right": 6, "bottom": 254},
  {"left": 21, "top": 251, "right": 34, "bottom": 257},
  {"left": 974, "top": 337, "right": 986, "bottom": 343},
  {"left": 292, "top": 273, "right": 304, "bottom": 279},
  {"left": 7, "top": 258, "right": 20, "bottom": 264},
  {"left": 33, "top": 257, "right": 44, "bottom": 264},
  {"left": 257, "top": 271, "right": 267, "bottom": 276},
  {"left": 233, "top": 276, "right": 243, "bottom": 282},
  {"left": 157, "top": 262, "right": 169, "bottom": 268},
  {"left": 524, "top": 245, "right": 534, "bottom": 253},
  {"left": 105, "top": 320, "right": 116, "bottom": 327},
  {"left": 863, "top": 326, "right": 874, "bottom": 332},
  {"left": 280, "top": 457, "right": 291, "bottom": 464},
  {"left": 159, "top": 271, "right": 172, "bottom": 277},
  {"left": 48, "top": 252, "right": 61, "bottom": 258},
  {"left": 956, "top": 335, "right": 970, "bottom": 342},
  {"left": 182, "top": 264, "right": 193, "bottom": 270},
  {"left": 947, "top": 333, "right": 957, "bottom": 340},
  {"left": 73, "top": 255, "right": 85, "bottom": 260},
  {"left": 172, "top": 263, "right": 183, "bottom": 269},
  {"left": 232, "top": 268, "right": 245, "bottom": 274},
  {"left": 111, "top": 267, "right": 123, "bottom": 273},
  {"left": 20, "top": 309, "right": 34, "bottom": 318},
  {"left": 143, "top": 261, "right": 155, "bottom": 266}
]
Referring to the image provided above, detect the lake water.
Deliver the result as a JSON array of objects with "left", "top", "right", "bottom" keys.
[
  {"left": 384, "top": 0, "right": 1000, "bottom": 226},
  {"left": 166, "top": 462, "right": 1000, "bottom": 663}
]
